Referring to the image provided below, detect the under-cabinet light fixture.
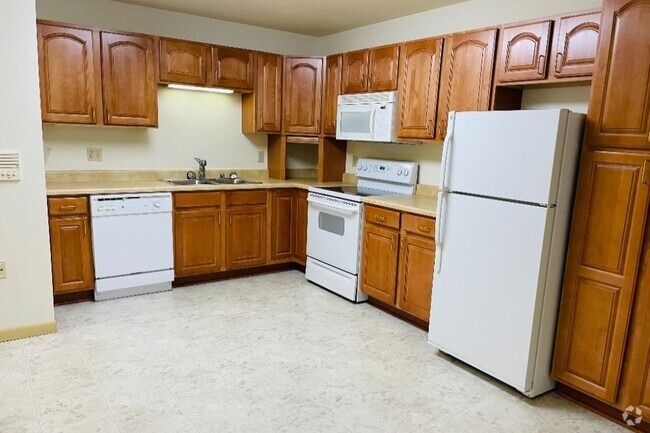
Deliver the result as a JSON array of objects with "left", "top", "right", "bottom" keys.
[{"left": 167, "top": 84, "right": 235, "bottom": 94}]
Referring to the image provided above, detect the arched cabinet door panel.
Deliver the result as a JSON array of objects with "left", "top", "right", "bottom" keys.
[{"left": 496, "top": 20, "right": 552, "bottom": 82}]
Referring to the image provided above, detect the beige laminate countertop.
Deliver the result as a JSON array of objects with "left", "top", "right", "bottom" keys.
[{"left": 46, "top": 178, "right": 436, "bottom": 218}]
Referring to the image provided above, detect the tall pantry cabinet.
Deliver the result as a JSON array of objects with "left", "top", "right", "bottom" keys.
[{"left": 552, "top": 0, "right": 650, "bottom": 428}]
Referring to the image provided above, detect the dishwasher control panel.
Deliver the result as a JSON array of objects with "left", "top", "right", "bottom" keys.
[{"left": 90, "top": 193, "right": 172, "bottom": 216}]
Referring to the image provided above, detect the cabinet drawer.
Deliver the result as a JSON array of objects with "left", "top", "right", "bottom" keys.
[
  {"left": 402, "top": 213, "right": 435, "bottom": 239},
  {"left": 48, "top": 196, "right": 89, "bottom": 216},
  {"left": 174, "top": 192, "right": 221, "bottom": 209},
  {"left": 364, "top": 206, "right": 400, "bottom": 230},
  {"left": 226, "top": 190, "right": 267, "bottom": 206}
]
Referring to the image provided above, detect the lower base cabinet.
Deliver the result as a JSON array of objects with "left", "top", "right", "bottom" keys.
[
  {"left": 225, "top": 190, "right": 267, "bottom": 269},
  {"left": 269, "top": 189, "right": 295, "bottom": 262},
  {"left": 361, "top": 205, "right": 436, "bottom": 322},
  {"left": 48, "top": 196, "right": 94, "bottom": 294},
  {"left": 294, "top": 190, "right": 308, "bottom": 265}
]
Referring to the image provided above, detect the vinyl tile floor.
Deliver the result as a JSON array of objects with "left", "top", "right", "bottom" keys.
[{"left": 0, "top": 271, "right": 629, "bottom": 433}]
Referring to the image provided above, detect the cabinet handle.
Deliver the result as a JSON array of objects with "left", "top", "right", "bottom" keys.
[
  {"left": 59, "top": 205, "right": 77, "bottom": 212},
  {"left": 90, "top": 107, "right": 96, "bottom": 122},
  {"left": 401, "top": 238, "right": 405, "bottom": 251},
  {"left": 83, "top": 220, "right": 87, "bottom": 238},
  {"left": 218, "top": 212, "right": 221, "bottom": 225},
  {"left": 643, "top": 160, "right": 650, "bottom": 185},
  {"left": 375, "top": 215, "right": 386, "bottom": 222},
  {"left": 554, "top": 53, "right": 563, "bottom": 73},
  {"left": 229, "top": 212, "right": 232, "bottom": 224},
  {"left": 105, "top": 107, "right": 110, "bottom": 121},
  {"left": 417, "top": 224, "right": 431, "bottom": 233},
  {"left": 367, "top": 73, "right": 372, "bottom": 88},
  {"left": 259, "top": 115, "right": 263, "bottom": 127},
  {"left": 390, "top": 237, "right": 395, "bottom": 251},
  {"left": 537, "top": 55, "right": 546, "bottom": 75}
]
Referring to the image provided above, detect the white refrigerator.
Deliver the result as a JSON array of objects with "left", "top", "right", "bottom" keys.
[{"left": 428, "top": 109, "right": 585, "bottom": 397}]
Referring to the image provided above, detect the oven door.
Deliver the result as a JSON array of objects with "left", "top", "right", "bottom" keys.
[
  {"left": 307, "top": 193, "right": 362, "bottom": 275},
  {"left": 336, "top": 103, "right": 376, "bottom": 141}
]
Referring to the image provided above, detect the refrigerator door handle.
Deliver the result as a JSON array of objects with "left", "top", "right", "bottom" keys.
[
  {"left": 435, "top": 190, "right": 447, "bottom": 274},
  {"left": 439, "top": 111, "right": 456, "bottom": 192}
]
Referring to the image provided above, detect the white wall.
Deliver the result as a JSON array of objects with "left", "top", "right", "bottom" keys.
[
  {"left": 36, "top": 0, "right": 319, "bottom": 55},
  {"left": 0, "top": 1, "right": 55, "bottom": 332},
  {"left": 318, "top": 0, "right": 601, "bottom": 53},
  {"left": 521, "top": 85, "right": 591, "bottom": 113},
  {"left": 44, "top": 87, "right": 267, "bottom": 171}
]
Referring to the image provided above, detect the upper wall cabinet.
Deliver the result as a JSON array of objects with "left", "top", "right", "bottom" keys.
[
  {"left": 283, "top": 57, "right": 324, "bottom": 135},
  {"left": 585, "top": 0, "right": 649, "bottom": 149},
  {"left": 101, "top": 31, "right": 158, "bottom": 127},
  {"left": 437, "top": 28, "right": 497, "bottom": 139},
  {"left": 396, "top": 38, "right": 443, "bottom": 140},
  {"left": 212, "top": 46, "right": 255, "bottom": 91},
  {"left": 159, "top": 38, "right": 209, "bottom": 85},
  {"left": 551, "top": 11, "right": 601, "bottom": 78},
  {"left": 342, "top": 46, "right": 400, "bottom": 94},
  {"left": 323, "top": 54, "right": 342, "bottom": 136},
  {"left": 37, "top": 23, "right": 101, "bottom": 124},
  {"left": 242, "top": 52, "right": 283, "bottom": 133},
  {"left": 496, "top": 20, "right": 553, "bottom": 83}
]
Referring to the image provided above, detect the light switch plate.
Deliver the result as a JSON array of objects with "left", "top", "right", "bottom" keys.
[
  {"left": 87, "top": 147, "right": 103, "bottom": 162},
  {"left": 0, "top": 261, "right": 6, "bottom": 279},
  {"left": 257, "top": 151, "right": 265, "bottom": 163}
]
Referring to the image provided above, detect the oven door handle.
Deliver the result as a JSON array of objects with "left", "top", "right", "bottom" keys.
[{"left": 308, "top": 197, "right": 360, "bottom": 215}]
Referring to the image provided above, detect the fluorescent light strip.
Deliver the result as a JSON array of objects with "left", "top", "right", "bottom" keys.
[{"left": 167, "top": 84, "right": 234, "bottom": 94}]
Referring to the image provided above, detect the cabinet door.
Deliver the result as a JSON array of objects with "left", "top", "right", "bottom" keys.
[
  {"left": 342, "top": 50, "right": 369, "bottom": 93},
  {"left": 270, "top": 190, "right": 295, "bottom": 261},
  {"left": 101, "top": 32, "right": 157, "bottom": 126},
  {"left": 256, "top": 53, "right": 283, "bottom": 132},
  {"left": 396, "top": 233, "right": 435, "bottom": 321},
  {"left": 49, "top": 216, "right": 94, "bottom": 294},
  {"left": 159, "top": 39, "right": 209, "bottom": 85},
  {"left": 553, "top": 151, "right": 650, "bottom": 403},
  {"left": 284, "top": 57, "right": 323, "bottom": 135},
  {"left": 361, "top": 224, "right": 399, "bottom": 304},
  {"left": 437, "top": 28, "right": 497, "bottom": 139},
  {"left": 369, "top": 45, "right": 400, "bottom": 92},
  {"left": 37, "top": 24, "right": 99, "bottom": 124},
  {"left": 226, "top": 205, "right": 267, "bottom": 269},
  {"left": 323, "top": 54, "right": 342, "bottom": 136},
  {"left": 585, "top": 0, "right": 650, "bottom": 149},
  {"left": 396, "top": 38, "right": 443, "bottom": 140},
  {"left": 552, "top": 12, "right": 600, "bottom": 78},
  {"left": 174, "top": 208, "right": 221, "bottom": 277},
  {"left": 496, "top": 20, "right": 552, "bottom": 83},
  {"left": 294, "top": 190, "right": 308, "bottom": 264},
  {"left": 212, "top": 46, "right": 255, "bottom": 90}
]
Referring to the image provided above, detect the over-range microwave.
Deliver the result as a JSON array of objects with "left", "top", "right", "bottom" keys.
[{"left": 336, "top": 91, "right": 397, "bottom": 142}]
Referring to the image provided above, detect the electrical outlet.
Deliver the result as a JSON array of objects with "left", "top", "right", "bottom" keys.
[
  {"left": 87, "top": 147, "right": 103, "bottom": 162},
  {"left": 257, "top": 151, "right": 265, "bottom": 163},
  {"left": 352, "top": 154, "right": 359, "bottom": 166},
  {"left": 0, "top": 261, "right": 6, "bottom": 279}
]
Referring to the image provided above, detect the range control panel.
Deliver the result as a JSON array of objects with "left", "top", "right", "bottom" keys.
[{"left": 355, "top": 158, "right": 419, "bottom": 185}]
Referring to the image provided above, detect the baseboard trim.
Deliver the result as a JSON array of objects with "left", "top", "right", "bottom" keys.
[{"left": 0, "top": 321, "right": 57, "bottom": 343}]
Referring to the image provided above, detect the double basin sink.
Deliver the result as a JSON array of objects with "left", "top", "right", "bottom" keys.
[{"left": 162, "top": 178, "right": 263, "bottom": 186}]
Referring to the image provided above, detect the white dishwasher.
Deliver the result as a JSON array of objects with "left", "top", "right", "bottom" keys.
[{"left": 90, "top": 193, "right": 174, "bottom": 301}]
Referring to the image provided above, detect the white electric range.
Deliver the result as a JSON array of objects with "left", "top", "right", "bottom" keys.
[{"left": 306, "top": 158, "right": 419, "bottom": 302}]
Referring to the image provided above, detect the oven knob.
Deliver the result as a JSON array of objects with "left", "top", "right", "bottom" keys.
[
  {"left": 363, "top": 165, "right": 368, "bottom": 171},
  {"left": 98, "top": 206, "right": 105, "bottom": 211},
  {"left": 357, "top": 164, "right": 362, "bottom": 171},
  {"left": 404, "top": 170, "right": 409, "bottom": 176},
  {"left": 153, "top": 202, "right": 161, "bottom": 208},
  {"left": 397, "top": 169, "right": 403, "bottom": 175},
  {"left": 109, "top": 206, "right": 115, "bottom": 211}
]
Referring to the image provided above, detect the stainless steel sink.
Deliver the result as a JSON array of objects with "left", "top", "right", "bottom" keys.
[
  {"left": 161, "top": 178, "right": 263, "bottom": 186},
  {"left": 211, "top": 178, "right": 262, "bottom": 185}
]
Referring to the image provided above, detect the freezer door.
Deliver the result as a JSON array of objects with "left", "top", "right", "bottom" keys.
[
  {"left": 443, "top": 110, "right": 570, "bottom": 205},
  {"left": 429, "top": 193, "right": 555, "bottom": 393}
]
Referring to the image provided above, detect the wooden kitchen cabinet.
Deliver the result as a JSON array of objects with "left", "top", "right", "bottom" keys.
[
  {"left": 585, "top": 0, "right": 650, "bottom": 150},
  {"left": 211, "top": 46, "right": 255, "bottom": 90},
  {"left": 496, "top": 20, "right": 553, "bottom": 83},
  {"left": 37, "top": 23, "right": 101, "bottom": 124},
  {"left": 553, "top": 152, "right": 650, "bottom": 403},
  {"left": 368, "top": 45, "right": 400, "bottom": 91},
  {"left": 48, "top": 197, "right": 94, "bottom": 294},
  {"left": 225, "top": 191, "right": 267, "bottom": 269},
  {"left": 159, "top": 38, "right": 209, "bottom": 85},
  {"left": 551, "top": 11, "right": 600, "bottom": 78},
  {"left": 396, "top": 214, "right": 435, "bottom": 321},
  {"left": 361, "top": 223, "right": 400, "bottom": 304},
  {"left": 284, "top": 57, "right": 324, "bottom": 135},
  {"left": 242, "top": 52, "right": 283, "bottom": 133},
  {"left": 269, "top": 189, "right": 295, "bottom": 262},
  {"left": 101, "top": 31, "right": 158, "bottom": 126},
  {"left": 294, "top": 190, "right": 308, "bottom": 265},
  {"left": 437, "top": 28, "right": 497, "bottom": 139},
  {"left": 323, "top": 54, "right": 342, "bottom": 136},
  {"left": 396, "top": 38, "right": 443, "bottom": 140},
  {"left": 173, "top": 192, "right": 222, "bottom": 277},
  {"left": 342, "top": 50, "right": 369, "bottom": 93}
]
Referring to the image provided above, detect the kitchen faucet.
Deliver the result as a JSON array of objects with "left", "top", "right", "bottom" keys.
[{"left": 195, "top": 157, "right": 207, "bottom": 181}]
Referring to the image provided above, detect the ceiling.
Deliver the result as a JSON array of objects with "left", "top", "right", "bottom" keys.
[{"left": 112, "top": 0, "right": 470, "bottom": 36}]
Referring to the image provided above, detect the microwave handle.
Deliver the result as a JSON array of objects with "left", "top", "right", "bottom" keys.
[{"left": 369, "top": 106, "right": 377, "bottom": 139}]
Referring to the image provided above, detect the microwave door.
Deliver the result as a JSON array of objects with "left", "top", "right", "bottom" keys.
[{"left": 336, "top": 104, "right": 374, "bottom": 141}]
